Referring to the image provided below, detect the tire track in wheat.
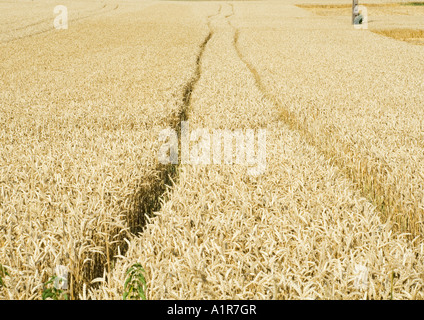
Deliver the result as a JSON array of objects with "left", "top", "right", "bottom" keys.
[
  {"left": 88, "top": 2, "right": 221, "bottom": 300},
  {"left": 127, "top": 5, "right": 219, "bottom": 237},
  {"left": 226, "top": 4, "right": 422, "bottom": 238},
  {"left": 63, "top": 4, "right": 220, "bottom": 298}
]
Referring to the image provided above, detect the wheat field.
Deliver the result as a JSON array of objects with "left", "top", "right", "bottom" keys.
[{"left": 0, "top": 0, "right": 424, "bottom": 300}]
